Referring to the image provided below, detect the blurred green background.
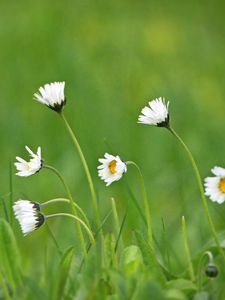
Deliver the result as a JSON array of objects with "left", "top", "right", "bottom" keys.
[{"left": 1, "top": 0, "right": 225, "bottom": 275}]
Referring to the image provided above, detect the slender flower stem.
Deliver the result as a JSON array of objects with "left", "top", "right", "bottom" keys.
[
  {"left": 41, "top": 198, "right": 91, "bottom": 229},
  {"left": 181, "top": 216, "right": 195, "bottom": 281},
  {"left": 45, "top": 213, "right": 95, "bottom": 244},
  {"left": 126, "top": 161, "right": 153, "bottom": 246},
  {"left": 59, "top": 112, "right": 100, "bottom": 227},
  {"left": 43, "top": 165, "right": 88, "bottom": 256},
  {"left": 168, "top": 127, "right": 225, "bottom": 264}
]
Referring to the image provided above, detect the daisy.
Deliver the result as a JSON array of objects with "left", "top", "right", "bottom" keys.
[
  {"left": 97, "top": 153, "right": 127, "bottom": 186},
  {"left": 204, "top": 166, "right": 225, "bottom": 204},
  {"left": 138, "top": 97, "right": 169, "bottom": 127},
  {"left": 34, "top": 82, "right": 66, "bottom": 112},
  {"left": 15, "top": 146, "right": 42, "bottom": 177},
  {"left": 13, "top": 200, "right": 45, "bottom": 235}
]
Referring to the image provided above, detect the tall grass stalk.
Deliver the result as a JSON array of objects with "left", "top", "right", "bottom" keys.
[
  {"left": 9, "top": 161, "right": 13, "bottom": 226},
  {"left": 168, "top": 127, "right": 225, "bottom": 264},
  {"left": 111, "top": 197, "right": 124, "bottom": 248},
  {"left": 59, "top": 112, "right": 100, "bottom": 227},
  {"left": 44, "top": 165, "right": 88, "bottom": 256},
  {"left": 126, "top": 161, "right": 153, "bottom": 246},
  {"left": 181, "top": 216, "right": 195, "bottom": 281}
]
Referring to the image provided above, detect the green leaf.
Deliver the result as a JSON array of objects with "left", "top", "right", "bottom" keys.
[
  {"left": 193, "top": 292, "right": 209, "bottom": 300},
  {"left": 165, "top": 289, "right": 187, "bottom": 300},
  {"left": 51, "top": 246, "right": 74, "bottom": 300},
  {"left": 135, "top": 231, "right": 166, "bottom": 283},
  {"left": 166, "top": 279, "right": 197, "bottom": 294},
  {"left": 120, "top": 245, "right": 143, "bottom": 276},
  {"left": 134, "top": 280, "right": 166, "bottom": 300},
  {"left": 0, "top": 218, "right": 22, "bottom": 290}
]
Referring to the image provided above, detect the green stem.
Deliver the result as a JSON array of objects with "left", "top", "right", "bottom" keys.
[
  {"left": 126, "top": 161, "right": 153, "bottom": 246},
  {"left": 43, "top": 165, "right": 87, "bottom": 256},
  {"left": 59, "top": 112, "right": 100, "bottom": 227},
  {"left": 41, "top": 198, "right": 91, "bottom": 229},
  {"left": 181, "top": 216, "right": 195, "bottom": 281},
  {"left": 46, "top": 213, "right": 95, "bottom": 244},
  {"left": 169, "top": 127, "right": 225, "bottom": 264}
]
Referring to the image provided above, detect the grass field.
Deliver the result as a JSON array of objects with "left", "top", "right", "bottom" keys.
[{"left": 1, "top": 1, "right": 225, "bottom": 299}]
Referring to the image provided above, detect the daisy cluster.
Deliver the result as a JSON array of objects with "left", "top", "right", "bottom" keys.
[
  {"left": 13, "top": 81, "right": 225, "bottom": 238},
  {"left": 14, "top": 82, "right": 67, "bottom": 235}
]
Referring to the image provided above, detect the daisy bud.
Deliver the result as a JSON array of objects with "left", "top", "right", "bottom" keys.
[
  {"left": 15, "top": 146, "right": 42, "bottom": 177},
  {"left": 138, "top": 97, "right": 169, "bottom": 127},
  {"left": 97, "top": 153, "right": 127, "bottom": 186},
  {"left": 204, "top": 166, "right": 225, "bottom": 204},
  {"left": 13, "top": 200, "right": 45, "bottom": 235},
  {"left": 205, "top": 263, "right": 219, "bottom": 278},
  {"left": 34, "top": 82, "right": 66, "bottom": 112}
]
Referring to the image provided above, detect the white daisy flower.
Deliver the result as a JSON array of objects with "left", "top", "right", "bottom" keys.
[
  {"left": 204, "top": 166, "right": 225, "bottom": 204},
  {"left": 138, "top": 97, "right": 169, "bottom": 127},
  {"left": 15, "top": 146, "right": 42, "bottom": 177},
  {"left": 13, "top": 200, "right": 45, "bottom": 235},
  {"left": 97, "top": 153, "right": 127, "bottom": 186},
  {"left": 34, "top": 82, "right": 66, "bottom": 112}
]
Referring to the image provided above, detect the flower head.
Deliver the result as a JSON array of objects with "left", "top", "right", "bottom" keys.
[
  {"left": 34, "top": 82, "right": 66, "bottom": 112},
  {"left": 138, "top": 97, "right": 169, "bottom": 127},
  {"left": 97, "top": 153, "right": 127, "bottom": 186},
  {"left": 15, "top": 146, "right": 42, "bottom": 177},
  {"left": 204, "top": 166, "right": 225, "bottom": 204},
  {"left": 13, "top": 200, "right": 45, "bottom": 235}
]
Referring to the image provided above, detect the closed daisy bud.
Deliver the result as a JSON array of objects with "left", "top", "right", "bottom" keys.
[
  {"left": 138, "top": 97, "right": 169, "bottom": 127},
  {"left": 34, "top": 82, "right": 66, "bottom": 112},
  {"left": 15, "top": 146, "right": 42, "bottom": 177},
  {"left": 205, "top": 263, "right": 219, "bottom": 278},
  {"left": 13, "top": 200, "right": 45, "bottom": 235},
  {"left": 97, "top": 153, "right": 127, "bottom": 186},
  {"left": 204, "top": 166, "right": 225, "bottom": 204}
]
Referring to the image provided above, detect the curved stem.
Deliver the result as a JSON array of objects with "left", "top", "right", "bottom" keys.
[
  {"left": 168, "top": 127, "right": 225, "bottom": 264},
  {"left": 44, "top": 165, "right": 72, "bottom": 199},
  {"left": 45, "top": 213, "right": 95, "bottom": 244},
  {"left": 126, "top": 160, "right": 153, "bottom": 246},
  {"left": 197, "top": 251, "right": 214, "bottom": 291},
  {"left": 43, "top": 165, "right": 88, "bottom": 256},
  {"left": 59, "top": 112, "right": 100, "bottom": 227},
  {"left": 181, "top": 216, "right": 195, "bottom": 281},
  {"left": 41, "top": 198, "right": 91, "bottom": 229}
]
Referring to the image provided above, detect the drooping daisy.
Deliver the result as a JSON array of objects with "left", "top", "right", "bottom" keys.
[
  {"left": 204, "top": 166, "right": 225, "bottom": 204},
  {"left": 138, "top": 97, "right": 169, "bottom": 127},
  {"left": 13, "top": 200, "right": 45, "bottom": 235},
  {"left": 34, "top": 82, "right": 66, "bottom": 112},
  {"left": 97, "top": 153, "right": 127, "bottom": 186},
  {"left": 15, "top": 146, "right": 42, "bottom": 177}
]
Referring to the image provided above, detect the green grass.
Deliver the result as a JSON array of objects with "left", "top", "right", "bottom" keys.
[{"left": 1, "top": 0, "right": 225, "bottom": 299}]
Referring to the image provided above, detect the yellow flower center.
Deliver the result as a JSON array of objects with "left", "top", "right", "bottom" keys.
[
  {"left": 108, "top": 160, "right": 117, "bottom": 174},
  {"left": 25, "top": 164, "right": 31, "bottom": 171},
  {"left": 219, "top": 178, "right": 225, "bottom": 193}
]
